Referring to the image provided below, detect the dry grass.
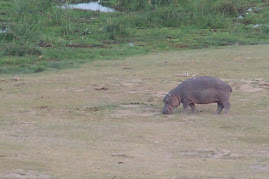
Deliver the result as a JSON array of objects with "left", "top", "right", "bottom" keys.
[{"left": 0, "top": 45, "right": 269, "bottom": 178}]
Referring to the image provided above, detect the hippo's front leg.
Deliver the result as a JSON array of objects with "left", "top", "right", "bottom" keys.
[{"left": 182, "top": 99, "right": 189, "bottom": 114}]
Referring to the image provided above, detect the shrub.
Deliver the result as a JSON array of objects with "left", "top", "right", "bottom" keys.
[
  {"left": 9, "top": 23, "right": 40, "bottom": 42},
  {"left": 214, "top": 0, "right": 239, "bottom": 16},
  {"left": 262, "top": 26, "right": 269, "bottom": 34},
  {"left": 9, "top": 0, "right": 52, "bottom": 42},
  {"left": 114, "top": 0, "right": 237, "bottom": 29},
  {"left": 105, "top": 18, "right": 129, "bottom": 40},
  {"left": 116, "top": 0, "right": 176, "bottom": 10},
  {"left": 3, "top": 44, "right": 42, "bottom": 56},
  {"left": 116, "top": 0, "right": 148, "bottom": 11},
  {"left": 14, "top": 0, "right": 52, "bottom": 23},
  {"left": 5, "top": 0, "right": 74, "bottom": 44}
]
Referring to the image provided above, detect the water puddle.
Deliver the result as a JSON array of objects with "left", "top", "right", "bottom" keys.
[
  {"left": 60, "top": 1, "right": 115, "bottom": 12},
  {"left": 0, "top": 27, "right": 8, "bottom": 34}
]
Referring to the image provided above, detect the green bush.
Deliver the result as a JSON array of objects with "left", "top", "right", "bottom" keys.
[
  {"left": 116, "top": 0, "right": 148, "bottom": 11},
  {"left": 7, "top": 0, "right": 73, "bottom": 42},
  {"left": 116, "top": 0, "right": 176, "bottom": 10},
  {"left": 14, "top": 0, "right": 52, "bottom": 23},
  {"left": 105, "top": 18, "right": 129, "bottom": 40},
  {"left": 149, "top": 8, "right": 183, "bottom": 27},
  {"left": 214, "top": 0, "right": 239, "bottom": 16},
  {"left": 262, "top": 26, "right": 269, "bottom": 34},
  {"left": 9, "top": 23, "right": 40, "bottom": 42},
  {"left": 3, "top": 44, "right": 42, "bottom": 56},
  {"left": 8, "top": 0, "right": 52, "bottom": 42},
  {"left": 113, "top": 0, "right": 240, "bottom": 28},
  {"left": 47, "top": 7, "right": 73, "bottom": 36}
]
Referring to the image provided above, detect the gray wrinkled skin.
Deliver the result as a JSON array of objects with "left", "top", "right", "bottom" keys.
[{"left": 162, "top": 76, "right": 232, "bottom": 114}]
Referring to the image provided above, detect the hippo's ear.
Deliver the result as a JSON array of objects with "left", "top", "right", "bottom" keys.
[{"left": 163, "top": 94, "right": 168, "bottom": 102}]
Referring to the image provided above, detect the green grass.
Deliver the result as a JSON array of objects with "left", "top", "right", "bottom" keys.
[{"left": 0, "top": 0, "right": 269, "bottom": 74}]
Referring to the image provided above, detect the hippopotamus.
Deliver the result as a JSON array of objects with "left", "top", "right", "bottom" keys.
[{"left": 162, "top": 76, "right": 232, "bottom": 114}]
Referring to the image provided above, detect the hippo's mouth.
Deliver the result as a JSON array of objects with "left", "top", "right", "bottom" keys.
[
  {"left": 167, "top": 106, "right": 172, "bottom": 111},
  {"left": 162, "top": 105, "right": 173, "bottom": 114}
]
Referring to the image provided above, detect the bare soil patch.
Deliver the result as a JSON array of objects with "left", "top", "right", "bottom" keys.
[
  {"left": 231, "top": 79, "right": 268, "bottom": 92},
  {"left": 0, "top": 45, "right": 268, "bottom": 178}
]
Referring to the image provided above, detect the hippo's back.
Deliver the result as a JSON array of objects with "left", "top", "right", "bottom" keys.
[
  {"left": 180, "top": 76, "right": 231, "bottom": 91},
  {"left": 177, "top": 76, "right": 232, "bottom": 104}
]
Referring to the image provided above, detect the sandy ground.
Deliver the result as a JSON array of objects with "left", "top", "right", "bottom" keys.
[{"left": 0, "top": 45, "right": 269, "bottom": 178}]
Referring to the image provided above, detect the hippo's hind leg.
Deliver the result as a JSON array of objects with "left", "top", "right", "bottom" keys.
[
  {"left": 216, "top": 102, "right": 224, "bottom": 114},
  {"left": 223, "top": 101, "right": 231, "bottom": 114},
  {"left": 189, "top": 103, "right": 196, "bottom": 113}
]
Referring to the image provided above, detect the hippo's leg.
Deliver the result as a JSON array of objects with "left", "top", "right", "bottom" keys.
[
  {"left": 182, "top": 99, "right": 189, "bottom": 114},
  {"left": 223, "top": 101, "right": 231, "bottom": 114},
  {"left": 216, "top": 102, "right": 224, "bottom": 114},
  {"left": 189, "top": 103, "right": 196, "bottom": 113}
]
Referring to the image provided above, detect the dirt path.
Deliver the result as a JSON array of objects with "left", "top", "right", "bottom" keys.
[{"left": 0, "top": 45, "right": 269, "bottom": 178}]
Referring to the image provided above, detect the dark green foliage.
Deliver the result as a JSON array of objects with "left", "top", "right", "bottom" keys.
[
  {"left": 116, "top": 0, "right": 147, "bottom": 11},
  {"left": 112, "top": 0, "right": 246, "bottom": 28},
  {"left": 262, "top": 26, "right": 269, "bottom": 34},
  {"left": 3, "top": 44, "right": 42, "bottom": 56},
  {"left": 106, "top": 18, "right": 129, "bottom": 39},
  {"left": 116, "top": 0, "right": 175, "bottom": 10},
  {"left": 215, "top": 0, "right": 239, "bottom": 16}
]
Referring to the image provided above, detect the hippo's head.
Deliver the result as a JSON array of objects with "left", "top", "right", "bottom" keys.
[{"left": 162, "top": 93, "right": 180, "bottom": 114}]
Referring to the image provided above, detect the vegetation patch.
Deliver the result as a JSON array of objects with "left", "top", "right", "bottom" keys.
[{"left": 0, "top": 0, "right": 269, "bottom": 73}]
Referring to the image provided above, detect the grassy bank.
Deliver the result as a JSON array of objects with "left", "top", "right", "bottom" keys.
[{"left": 0, "top": 0, "right": 269, "bottom": 73}]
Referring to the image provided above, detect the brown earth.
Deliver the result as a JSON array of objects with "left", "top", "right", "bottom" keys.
[{"left": 0, "top": 45, "right": 268, "bottom": 178}]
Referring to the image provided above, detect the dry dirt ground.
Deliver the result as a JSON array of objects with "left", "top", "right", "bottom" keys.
[{"left": 0, "top": 45, "right": 269, "bottom": 178}]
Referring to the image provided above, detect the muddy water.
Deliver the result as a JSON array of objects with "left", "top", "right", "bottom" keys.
[{"left": 60, "top": 2, "right": 115, "bottom": 12}]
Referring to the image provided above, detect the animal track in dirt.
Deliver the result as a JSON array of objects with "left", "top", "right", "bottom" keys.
[
  {"left": 70, "top": 85, "right": 108, "bottom": 92},
  {"left": 122, "top": 67, "right": 132, "bottom": 70},
  {"left": 249, "top": 165, "right": 269, "bottom": 172},
  {"left": 94, "top": 87, "right": 108, "bottom": 91},
  {"left": 231, "top": 79, "right": 268, "bottom": 92},
  {"left": 15, "top": 82, "right": 26, "bottom": 87},
  {"left": 36, "top": 106, "right": 49, "bottom": 109},
  {"left": 178, "top": 149, "right": 239, "bottom": 159},
  {"left": 83, "top": 107, "right": 100, "bottom": 112},
  {"left": 4, "top": 169, "right": 50, "bottom": 178},
  {"left": 113, "top": 103, "right": 158, "bottom": 118}
]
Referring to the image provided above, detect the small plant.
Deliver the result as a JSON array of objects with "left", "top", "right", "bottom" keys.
[
  {"left": 47, "top": 7, "right": 74, "bottom": 35},
  {"left": 34, "top": 66, "right": 45, "bottom": 73}
]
